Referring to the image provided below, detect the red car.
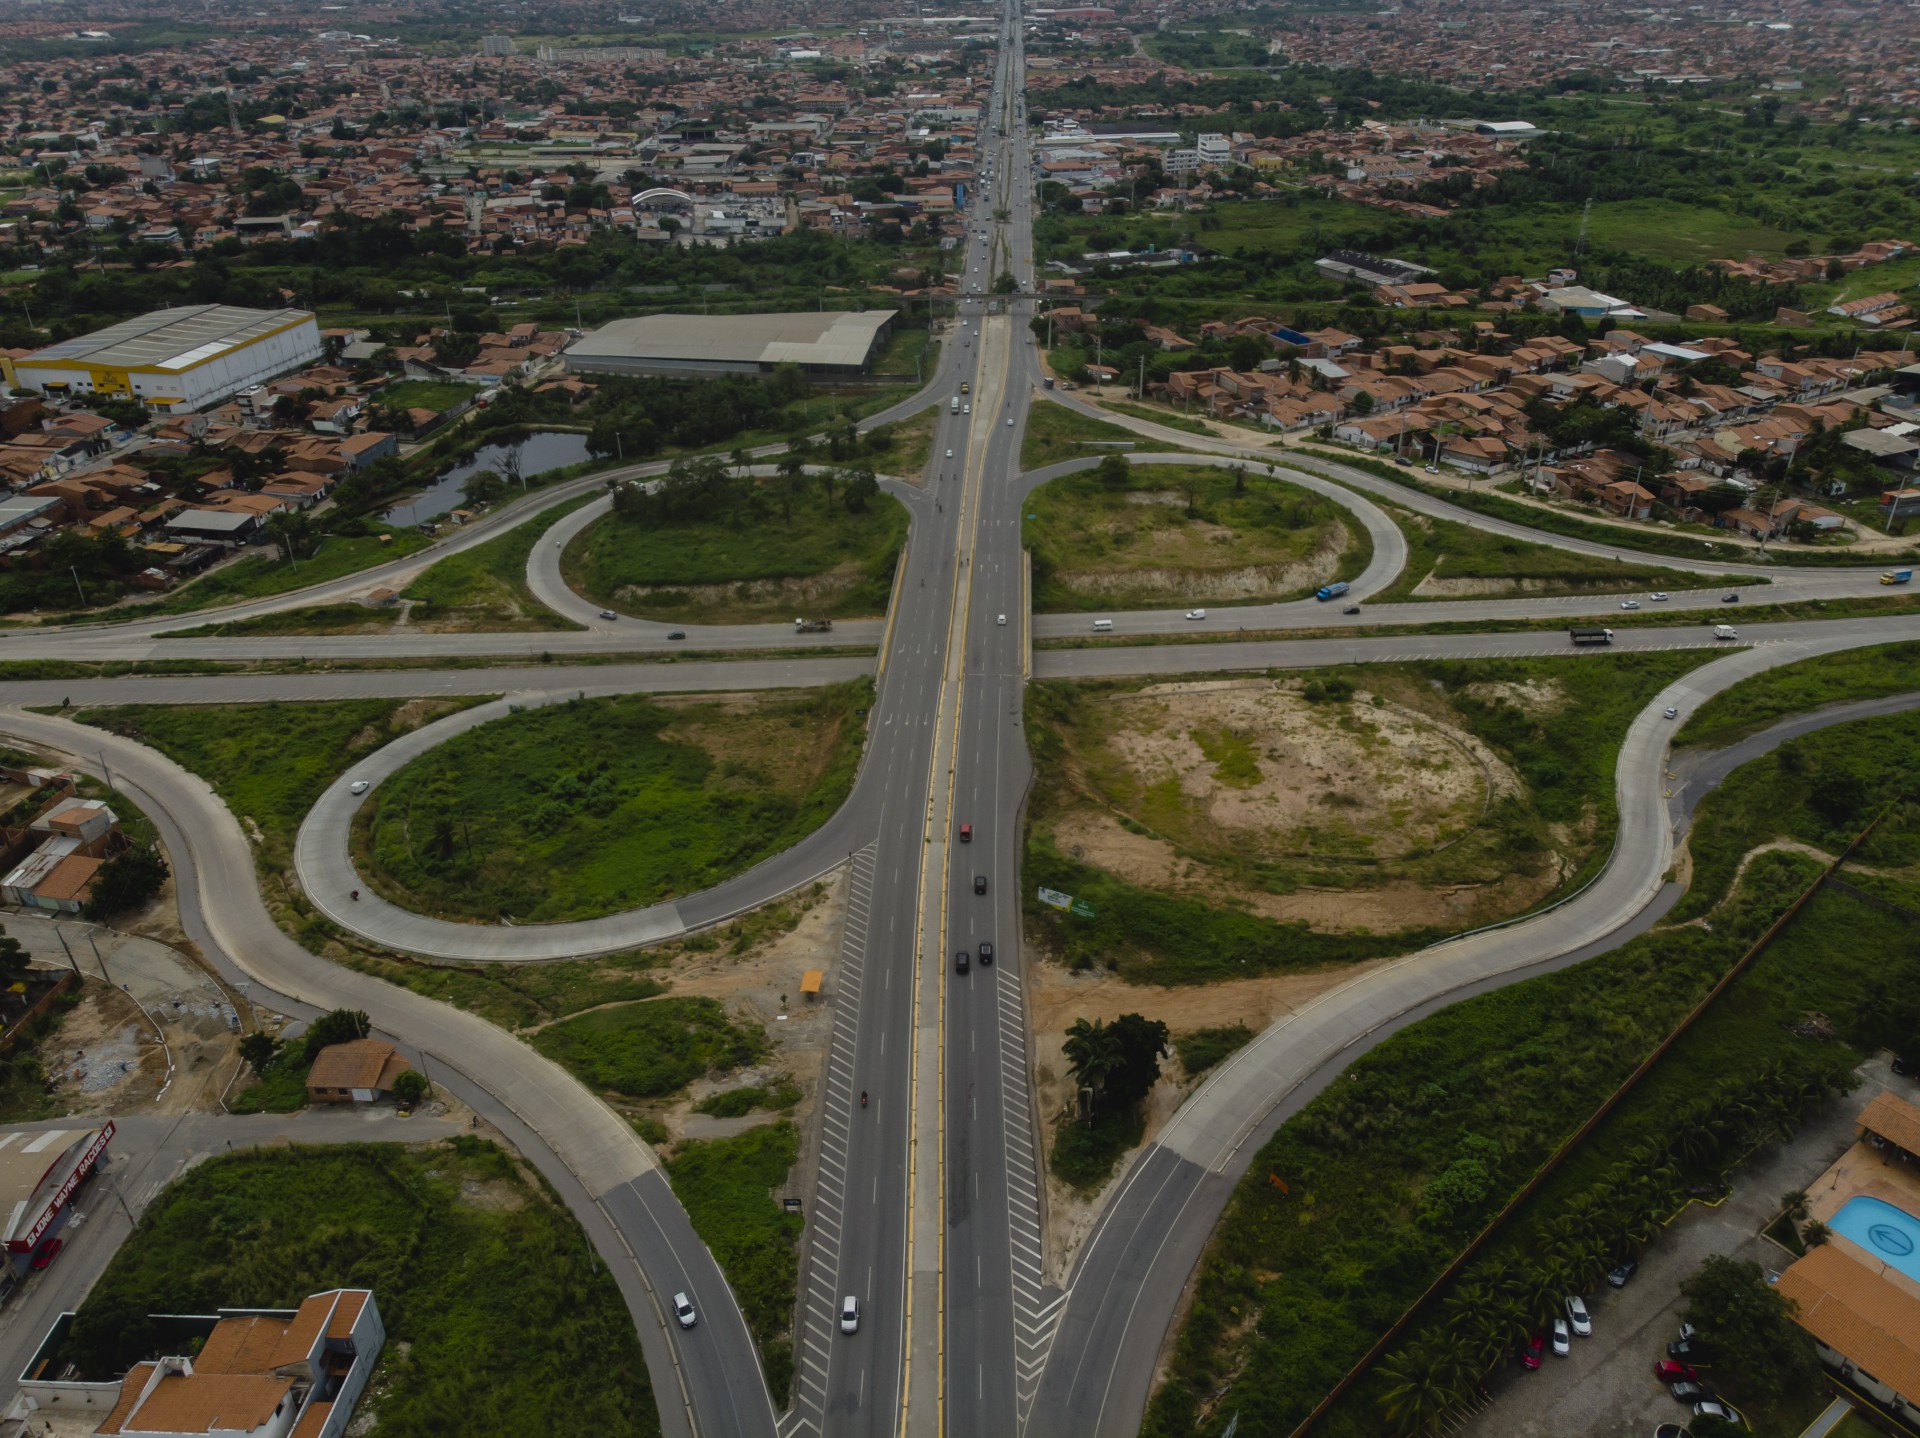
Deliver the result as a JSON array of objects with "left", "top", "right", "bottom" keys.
[
  {"left": 30, "top": 1238, "right": 62, "bottom": 1271},
  {"left": 1652, "top": 1359, "right": 1697, "bottom": 1384},
  {"left": 1521, "top": 1333, "right": 1545, "bottom": 1370}
]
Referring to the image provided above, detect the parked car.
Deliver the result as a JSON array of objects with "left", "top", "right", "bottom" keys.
[
  {"left": 1551, "top": 1319, "right": 1571, "bottom": 1356},
  {"left": 1654, "top": 1360, "right": 1698, "bottom": 1382},
  {"left": 1521, "top": 1333, "right": 1545, "bottom": 1370},
  {"left": 1609, "top": 1260, "right": 1640, "bottom": 1287},
  {"left": 1667, "top": 1340, "right": 1711, "bottom": 1365},
  {"left": 978, "top": 942, "right": 994, "bottom": 965},
  {"left": 1692, "top": 1400, "right": 1740, "bottom": 1426},
  {"left": 672, "top": 1293, "right": 698, "bottom": 1329},
  {"left": 349, "top": 780, "right": 370, "bottom": 795},
  {"left": 840, "top": 1295, "right": 861, "bottom": 1334},
  {"left": 1654, "top": 1426, "right": 1689, "bottom": 1438},
  {"left": 1670, "top": 1381, "right": 1712, "bottom": 1403},
  {"left": 1566, "top": 1295, "right": 1592, "bottom": 1336},
  {"left": 954, "top": 950, "right": 970, "bottom": 973}
]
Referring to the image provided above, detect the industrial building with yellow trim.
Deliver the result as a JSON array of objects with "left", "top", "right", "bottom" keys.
[{"left": 4, "top": 304, "right": 323, "bottom": 415}]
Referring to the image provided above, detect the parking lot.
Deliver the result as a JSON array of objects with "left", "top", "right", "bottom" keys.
[{"left": 1462, "top": 1057, "right": 1905, "bottom": 1438}]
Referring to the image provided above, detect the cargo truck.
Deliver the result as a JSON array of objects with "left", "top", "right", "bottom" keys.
[
  {"left": 1315, "top": 581, "right": 1350, "bottom": 601},
  {"left": 1570, "top": 627, "right": 1615, "bottom": 646},
  {"left": 795, "top": 618, "right": 834, "bottom": 633},
  {"left": 1882, "top": 569, "right": 1913, "bottom": 585}
]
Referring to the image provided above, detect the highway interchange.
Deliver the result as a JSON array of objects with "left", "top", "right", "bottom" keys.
[{"left": 4, "top": 9, "right": 1918, "bottom": 1435}]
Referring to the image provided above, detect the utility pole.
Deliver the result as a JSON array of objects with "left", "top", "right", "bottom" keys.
[{"left": 69, "top": 567, "right": 86, "bottom": 605}]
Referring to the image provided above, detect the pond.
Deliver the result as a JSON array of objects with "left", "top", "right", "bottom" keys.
[{"left": 382, "top": 430, "right": 596, "bottom": 527}]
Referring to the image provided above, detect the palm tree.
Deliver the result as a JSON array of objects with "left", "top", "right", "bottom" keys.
[
  {"left": 1062, "top": 1018, "right": 1121, "bottom": 1109},
  {"left": 1802, "top": 1220, "right": 1831, "bottom": 1248},
  {"left": 1780, "top": 1189, "right": 1810, "bottom": 1225},
  {"left": 1376, "top": 1334, "right": 1474, "bottom": 1438}
]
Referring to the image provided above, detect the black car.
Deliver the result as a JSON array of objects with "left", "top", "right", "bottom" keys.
[
  {"left": 667, "top": 631, "right": 686, "bottom": 640},
  {"left": 1721, "top": 593, "right": 1741, "bottom": 603},
  {"left": 974, "top": 874, "right": 987, "bottom": 895},
  {"left": 978, "top": 942, "right": 994, "bottom": 965},
  {"left": 1342, "top": 605, "right": 1361, "bottom": 615},
  {"left": 1607, "top": 1260, "right": 1639, "bottom": 1288},
  {"left": 1668, "top": 1340, "right": 1711, "bottom": 1365},
  {"left": 954, "top": 950, "right": 970, "bottom": 974}
]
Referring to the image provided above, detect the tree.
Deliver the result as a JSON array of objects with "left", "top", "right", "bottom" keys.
[
  {"left": 1093, "top": 454, "right": 1131, "bottom": 490},
  {"left": 842, "top": 466, "right": 879, "bottom": 513},
  {"left": 1103, "top": 1013, "right": 1171, "bottom": 1108},
  {"left": 1679, "top": 1255, "right": 1819, "bottom": 1403},
  {"left": 303, "top": 1007, "right": 372, "bottom": 1060},
  {"left": 1062, "top": 1017, "right": 1122, "bottom": 1106},
  {"left": 993, "top": 270, "right": 1018, "bottom": 294},
  {"left": 1349, "top": 389, "right": 1376, "bottom": 416},
  {"left": 83, "top": 844, "right": 168, "bottom": 919},
  {"left": 0, "top": 924, "right": 29, "bottom": 988},
  {"left": 391, "top": 1069, "right": 428, "bottom": 1104},
  {"left": 238, "top": 1031, "right": 281, "bottom": 1077}
]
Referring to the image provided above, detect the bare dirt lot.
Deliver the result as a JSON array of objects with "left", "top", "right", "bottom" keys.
[
  {"left": 1027, "top": 947, "right": 1396, "bottom": 1284},
  {"left": 1041, "top": 676, "right": 1566, "bottom": 935}
]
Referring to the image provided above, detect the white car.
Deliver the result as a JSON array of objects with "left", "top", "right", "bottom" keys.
[
  {"left": 1185, "top": 609, "right": 1207, "bottom": 621},
  {"left": 349, "top": 780, "right": 370, "bottom": 796},
  {"left": 840, "top": 1295, "right": 861, "bottom": 1334},
  {"left": 1620, "top": 599, "right": 1641, "bottom": 610},
  {"left": 1565, "top": 1295, "right": 1591, "bottom": 1336},
  {"left": 997, "top": 614, "right": 1007, "bottom": 625},
  {"left": 1551, "top": 1318, "right": 1570, "bottom": 1355},
  {"left": 1649, "top": 592, "right": 1670, "bottom": 601},
  {"left": 598, "top": 609, "right": 618, "bottom": 620},
  {"left": 1664, "top": 706, "right": 1679, "bottom": 719},
  {"left": 945, "top": 449, "right": 954, "bottom": 459},
  {"left": 1006, "top": 418, "right": 1013, "bottom": 426},
  {"left": 672, "top": 1293, "right": 698, "bottom": 1330}
]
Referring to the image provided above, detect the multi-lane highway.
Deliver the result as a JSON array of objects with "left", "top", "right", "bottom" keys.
[{"left": 5, "top": 7, "right": 1918, "bottom": 1437}]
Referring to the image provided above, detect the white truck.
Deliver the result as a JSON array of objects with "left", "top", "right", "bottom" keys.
[
  {"left": 1712, "top": 624, "right": 1738, "bottom": 640},
  {"left": 795, "top": 617, "right": 834, "bottom": 633}
]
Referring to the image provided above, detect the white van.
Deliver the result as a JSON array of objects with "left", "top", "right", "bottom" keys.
[
  {"left": 1092, "top": 619, "right": 1113, "bottom": 632},
  {"left": 1712, "top": 624, "right": 1738, "bottom": 640}
]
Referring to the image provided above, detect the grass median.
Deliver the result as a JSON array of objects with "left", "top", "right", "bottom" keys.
[
  {"left": 1021, "top": 402, "right": 1149, "bottom": 469},
  {"left": 1373, "top": 499, "right": 1700, "bottom": 602},
  {"left": 61, "top": 1141, "right": 661, "bottom": 1438},
  {"left": 357, "top": 683, "right": 870, "bottom": 924},
  {"left": 1026, "top": 459, "right": 1367, "bottom": 612},
  {"left": 1675, "top": 638, "right": 1920, "bottom": 749}
]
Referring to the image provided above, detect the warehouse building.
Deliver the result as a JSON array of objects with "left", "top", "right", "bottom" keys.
[
  {"left": 6, "top": 305, "right": 323, "bottom": 415},
  {"left": 0, "top": 1122, "right": 114, "bottom": 1278},
  {"left": 564, "top": 310, "right": 897, "bottom": 381}
]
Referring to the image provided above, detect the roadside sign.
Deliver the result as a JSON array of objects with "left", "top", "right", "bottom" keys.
[
  {"left": 1037, "top": 887, "right": 1072, "bottom": 911},
  {"left": 1070, "top": 899, "right": 1097, "bottom": 919}
]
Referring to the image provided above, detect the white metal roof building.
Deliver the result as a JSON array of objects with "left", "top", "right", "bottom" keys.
[
  {"left": 8, "top": 305, "right": 323, "bottom": 415},
  {"left": 564, "top": 310, "right": 898, "bottom": 380}
]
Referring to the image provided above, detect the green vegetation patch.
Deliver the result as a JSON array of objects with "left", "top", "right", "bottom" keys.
[
  {"left": 63, "top": 1141, "right": 660, "bottom": 1438},
  {"left": 161, "top": 603, "right": 402, "bottom": 638},
  {"left": 146, "top": 528, "right": 431, "bottom": 616},
  {"left": 1374, "top": 501, "right": 1698, "bottom": 602},
  {"left": 1677, "top": 640, "right": 1920, "bottom": 749},
  {"left": 1026, "top": 458, "right": 1360, "bottom": 611},
  {"left": 75, "top": 698, "right": 483, "bottom": 871},
  {"left": 664, "top": 1122, "right": 804, "bottom": 1405},
  {"left": 565, "top": 463, "right": 908, "bottom": 624},
  {"left": 358, "top": 685, "right": 868, "bottom": 923},
  {"left": 1025, "top": 652, "right": 1711, "bottom": 982},
  {"left": 1176, "top": 1024, "right": 1256, "bottom": 1077},
  {"left": 530, "top": 996, "right": 766, "bottom": 1097},
  {"left": 1021, "top": 401, "right": 1145, "bottom": 469},
  {"left": 1145, "top": 739, "right": 1920, "bottom": 1438},
  {"left": 694, "top": 1078, "right": 801, "bottom": 1117},
  {"left": 400, "top": 494, "right": 592, "bottom": 631}
]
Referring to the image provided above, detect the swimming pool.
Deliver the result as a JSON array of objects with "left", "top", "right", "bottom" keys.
[{"left": 1829, "top": 1195, "right": 1920, "bottom": 1282}]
